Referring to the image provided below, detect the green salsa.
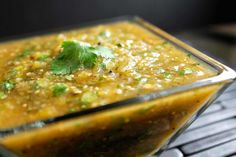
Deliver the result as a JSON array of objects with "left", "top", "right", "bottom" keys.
[
  {"left": 0, "top": 20, "right": 219, "bottom": 157},
  {"left": 0, "top": 21, "right": 215, "bottom": 129}
]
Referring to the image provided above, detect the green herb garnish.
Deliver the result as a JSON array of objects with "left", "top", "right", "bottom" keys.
[
  {"left": 51, "top": 40, "right": 114, "bottom": 75},
  {"left": 178, "top": 68, "right": 194, "bottom": 76},
  {"left": 38, "top": 53, "right": 49, "bottom": 61},
  {"left": 99, "top": 31, "right": 111, "bottom": 38},
  {"left": 99, "top": 63, "right": 106, "bottom": 70},
  {"left": 6, "top": 69, "right": 18, "bottom": 79},
  {"left": 52, "top": 83, "right": 68, "bottom": 96},
  {"left": 163, "top": 72, "right": 172, "bottom": 79},
  {"left": 18, "top": 49, "right": 31, "bottom": 58},
  {"left": 2, "top": 81, "right": 14, "bottom": 91},
  {"left": 94, "top": 46, "right": 114, "bottom": 59},
  {"left": 178, "top": 71, "right": 185, "bottom": 76}
]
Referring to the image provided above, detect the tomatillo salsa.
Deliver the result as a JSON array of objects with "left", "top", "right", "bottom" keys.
[{"left": 0, "top": 21, "right": 218, "bottom": 157}]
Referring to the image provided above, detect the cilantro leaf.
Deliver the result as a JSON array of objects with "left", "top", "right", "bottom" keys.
[
  {"left": 37, "top": 53, "right": 49, "bottom": 61},
  {"left": 51, "top": 41, "right": 114, "bottom": 75},
  {"left": 17, "top": 49, "right": 32, "bottom": 59},
  {"left": 51, "top": 40, "right": 114, "bottom": 75},
  {"left": 92, "top": 46, "right": 115, "bottom": 59},
  {"left": 177, "top": 68, "right": 194, "bottom": 76},
  {"left": 163, "top": 72, "right": 172, "bottom": 79},
  {"left": 2, "top": 81, "right": 15, "bottom": 91}
]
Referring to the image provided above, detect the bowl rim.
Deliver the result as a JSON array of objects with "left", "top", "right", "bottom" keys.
[{"left": 0, "top": 15, "right": 235, "bottom": 136}]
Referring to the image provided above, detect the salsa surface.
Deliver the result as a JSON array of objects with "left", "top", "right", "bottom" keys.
[{"left": 0, "top": 21, "right": 215, "bottom": 128}]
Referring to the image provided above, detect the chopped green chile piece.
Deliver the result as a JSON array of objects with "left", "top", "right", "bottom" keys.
[
  {"left": 0, "top": 92, "right": 7, "bottom": 99},
  {"left": 52, "top": 83, "right": 68, "bottom": 96},
  {"left": 184, "top": 68, "right": 194, "bottom": 74},
  {"left": 178, "top": 70, "right": 185, "bottom": 76},
  {"left": 81, "top": 91, "right": 98, "bottom": 104},
  {"left": 68, "top": 108, "right": 77, "bottom": 113},
  {"left": 65, "top": 75, "right": 73, "bottom": 81}
]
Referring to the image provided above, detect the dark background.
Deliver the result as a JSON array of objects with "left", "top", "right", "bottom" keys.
[{"left": 0, "top": 0, "right": 235, "bottom": 38}]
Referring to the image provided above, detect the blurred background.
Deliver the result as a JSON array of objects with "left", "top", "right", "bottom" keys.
[
  {"left": 0, "top": 0, "right": 235, "bottom": 66},
  {"left": 0, "top": 0, "right": 235, "bottom": 36}
]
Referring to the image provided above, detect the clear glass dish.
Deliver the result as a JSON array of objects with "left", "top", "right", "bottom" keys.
[{"left": 0, "top": 16, "right": 235, "bottom": 157}]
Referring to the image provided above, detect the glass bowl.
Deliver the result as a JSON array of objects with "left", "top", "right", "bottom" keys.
[{"left": 0, "top": 16, "right": 235, "bottom": 157}]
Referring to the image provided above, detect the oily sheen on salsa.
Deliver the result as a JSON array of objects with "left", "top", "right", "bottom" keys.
[{"left": 0, "top": 21, "right": 215, "bottom": 129}]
